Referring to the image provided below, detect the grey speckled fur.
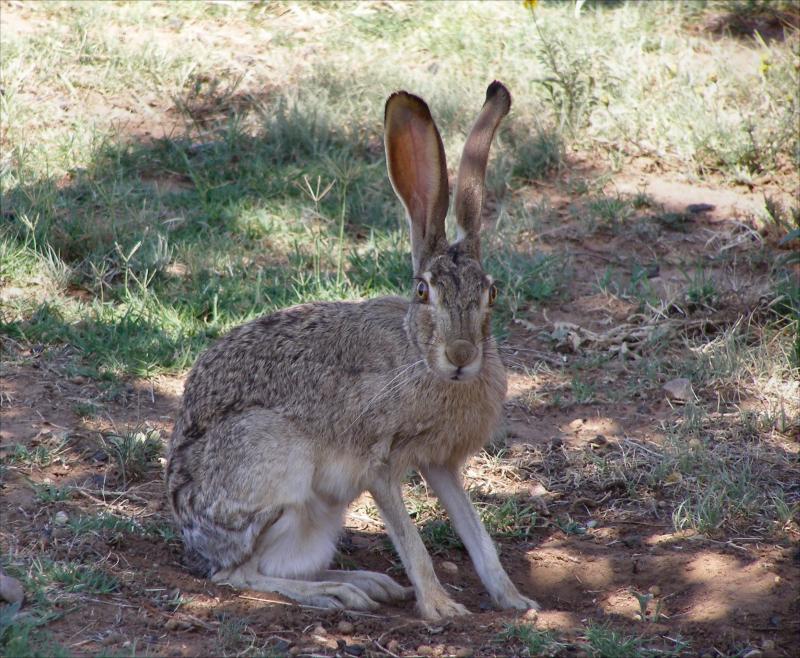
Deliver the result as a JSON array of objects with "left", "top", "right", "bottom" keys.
[{"left": 165, "top": 81, "right": 540, "bottom": 620}]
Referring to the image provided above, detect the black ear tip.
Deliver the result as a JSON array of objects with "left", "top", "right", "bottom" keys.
[
  {"left": 486, "top": 80, "right": 511, "bottom": 113},
  {"left": 385, "top": 90, "right": 432, "bottom": 122}
]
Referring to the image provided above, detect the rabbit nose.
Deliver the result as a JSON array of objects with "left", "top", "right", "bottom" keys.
[{"left": 446, "top": 340, "right": 478, "bottom": 368}]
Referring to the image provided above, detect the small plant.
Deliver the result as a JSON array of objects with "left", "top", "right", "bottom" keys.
[
  {"left": 496, "top": 622, "right": 565, "bottom": 656},
  {"left": 50, "top": 563, "right": 119, "bottom": 594},
  {"left": 571, "top": 375, "right": 595, "bottom": 404},
  {"left": 580, "top": 623, "right": 687, "bottom": 658},
  {"left": 529, "top": 17, "right": 599, "bottom": 134},
  {"left": 31, "top": 483, "right": 72, "bottom": 503},
  {"left": 72, "top": 400, "right": 101, "bottom": 419},
  {"left": 632, "top": 589, "right": 666, "bottom": 624},
  {"left": 682, "top": 266, "right": 717, "bottom": 309},
  {"left": 556, "top": 514, "right": 587, "bottom": 535},
  {"left": 584, "top": 194, "right": 634, "bottom": 231},
  {"left": 96, "top": 427, "right": 162, "bottom": 483}
]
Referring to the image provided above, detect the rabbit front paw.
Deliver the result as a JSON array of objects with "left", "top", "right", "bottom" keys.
[
  {"left": 417, "top": 589, "right": 470, "bottom": 621},
  {"left": 492, "top": 588, "right": 541, "bottom": 612}
]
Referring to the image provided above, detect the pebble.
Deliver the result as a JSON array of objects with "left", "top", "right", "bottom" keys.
[
  {"left": 663, "top": 378, "right": 695, "bottom": 401},
  {"left": 523, "top": 608, "right": 539, "bottom": 622},
  {"left": 0, "top": 573, "right": 24, "bottom": 605},
  {"left": 440, "top": 560, "right": 459, "bottom": 575},
  {"left": 761, "top": 640, "right": 775, "bottom": 651},
  {"left": 100, "top": 631, "right": 122, "bottom": 646},
  {"left": 337, "top": 620, "right": 355, "bottom": 634},
  {"left": 455, "top": 647, "right": 474, "bottom": 658},
  {"left": 648, "top": 585, "right": 661, "bottom": 596},
  {"left": 54, "top": 511, "right": 69, "bottom": 526},
  {"left": 416, "top": 644, "right": 435, "bottom": 656},
  {"left": 344, "top": 643, "right": 365, "bottom": 656}
]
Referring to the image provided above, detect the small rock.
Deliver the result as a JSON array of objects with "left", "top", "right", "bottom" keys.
[
  {"left": 761, "top": 640, "right": 775, "bottom": 651},
  {"left": 648, "top": 585, "right": 661, "bottom": 596},
  {"left": 344, "top": 643, "right": 365, "bottom": 656},
  {"left": 440, "top": 560, "right": 458, "bottom": 575},
  {"left": 455, "top": 648, "right": 474, "bottom": 658},
  {"left": 663, "top": 378, "right": 695, "bottom": 402},
  {"left": 386, "top": 639, "right": 400, "bottom": 653},
  {"left": 686, "top": 203, "right": 715, "bottom": 214},
  {"left": 337, "top": 620, "right": 355, "bottom": 634},
  {"left": 773, "top": 575, "right": 782, "bottom": 585},
  {"left": 523, "top": 607, "right": 539, "bottom": 622},
  {"left": 54, "top": 511, "right": 69, "bottom": 526},
  {"left": 269, "top": 638, "right": 291, "bottom": 653},
  {"left": 100, "top": 631, "right": 123, "bottom": 646},
  {"left": 0, "top": 573, "right": 24, "bottom": 605},
  {"left": 164, "top": 618, "right": 192, "bottom": 631},
  {"left": 416, "top": 644, "right": 435, "bottom": 656},
  {"left": 288, "top": 647, "right": 302, "bottom": 656}
]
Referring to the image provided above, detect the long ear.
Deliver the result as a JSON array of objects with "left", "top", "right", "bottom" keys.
[
  {"left": 454, "top": 81, "right": 511, "bottom": 260},
  {"left": 385, "top": 91, "right": 449, "bottom": 273}
]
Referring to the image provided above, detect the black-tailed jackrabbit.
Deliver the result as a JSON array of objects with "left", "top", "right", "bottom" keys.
[{"left": 166, "top": 81, "right": 539, "bottom": 620}]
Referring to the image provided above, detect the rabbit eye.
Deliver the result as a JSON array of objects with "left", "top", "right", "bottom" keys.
[
  {"left": 415, "top": 280, "right": 429, "bottom": 302},
  {"left": 488, "top": 283, "right": 498, "bottom": 306}
]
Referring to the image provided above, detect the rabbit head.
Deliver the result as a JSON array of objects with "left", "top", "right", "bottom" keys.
[{"left": 384, "top": 81, "right": 511, "bottom": 383}]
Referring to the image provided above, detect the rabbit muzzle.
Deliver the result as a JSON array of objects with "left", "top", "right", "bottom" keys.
[{"left": 440, "top": 339, "right": 482, "bottom": 382}]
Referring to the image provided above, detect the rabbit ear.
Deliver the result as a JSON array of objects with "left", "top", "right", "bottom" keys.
[
  {"left": 454, "top": 81, "right": 511, "bottom": 260},
  {"left": 385, "top": 91, "right": 449, "bottom": 273}
]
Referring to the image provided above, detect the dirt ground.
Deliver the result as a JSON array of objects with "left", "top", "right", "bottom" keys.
[{"left": 3, "top": 167, "right": 799, "bottom": 656}]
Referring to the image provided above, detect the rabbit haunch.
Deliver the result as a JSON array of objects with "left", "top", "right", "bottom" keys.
[{"left": 166, "top": 81, "right": 540, "bottom": 620}]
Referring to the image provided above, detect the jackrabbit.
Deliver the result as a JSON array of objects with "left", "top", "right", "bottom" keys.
[{"left": 166, "top": 81, "right": 539, "bottom": 620}]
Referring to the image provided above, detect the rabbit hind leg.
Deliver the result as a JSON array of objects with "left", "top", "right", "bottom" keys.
[{"left": 213, "top": 499, "right": 381, "bottom": 611}]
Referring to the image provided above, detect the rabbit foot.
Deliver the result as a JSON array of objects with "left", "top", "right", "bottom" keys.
[
  {"left": 305, "top": 581, "right": 382, "bottom": 611},
  {"left": 321, "top": 570, "right": 414, "bottom": 603},
  {"left": 213, "top": 568, "right": 381, "bottom": 611},
  {"left": 416, "top": 589, "right": 469, "bottom": 621},
  {"left": 492, "top": 589, "right": 541, "bottom": 612}
]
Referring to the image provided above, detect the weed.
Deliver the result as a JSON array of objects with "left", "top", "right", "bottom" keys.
[
  {"left": 31, "top": 483, "right": 72, "bottom": 503},
  {"left": 0, "top": 609, "right": 71, "bottom": 658},
  {"left": 95, "top": 427, "right": 162, "bottom": 484},
  {"left": 584, "top": 194, "right": 634, "bottom": 231},
  {"left": 682, "top": 265, "right": 718, "bottom": 309},
  {"left": 530, "top": 15, "right": 600, "bottom": 134},
  {"left": 555, "top": 515, "right": 587, "bottom": 535},
  {"left": 497, "top": 622, "right": 565, "bottom": 656},
  {"left": 48, "top": 563, "right": 119, "bottom": 594},
  {"left": 581, "top": 623, "right": 687, "bottom": 657},
  {"left": 571, "top": 375, "right": 596, "bottom": 404}
]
